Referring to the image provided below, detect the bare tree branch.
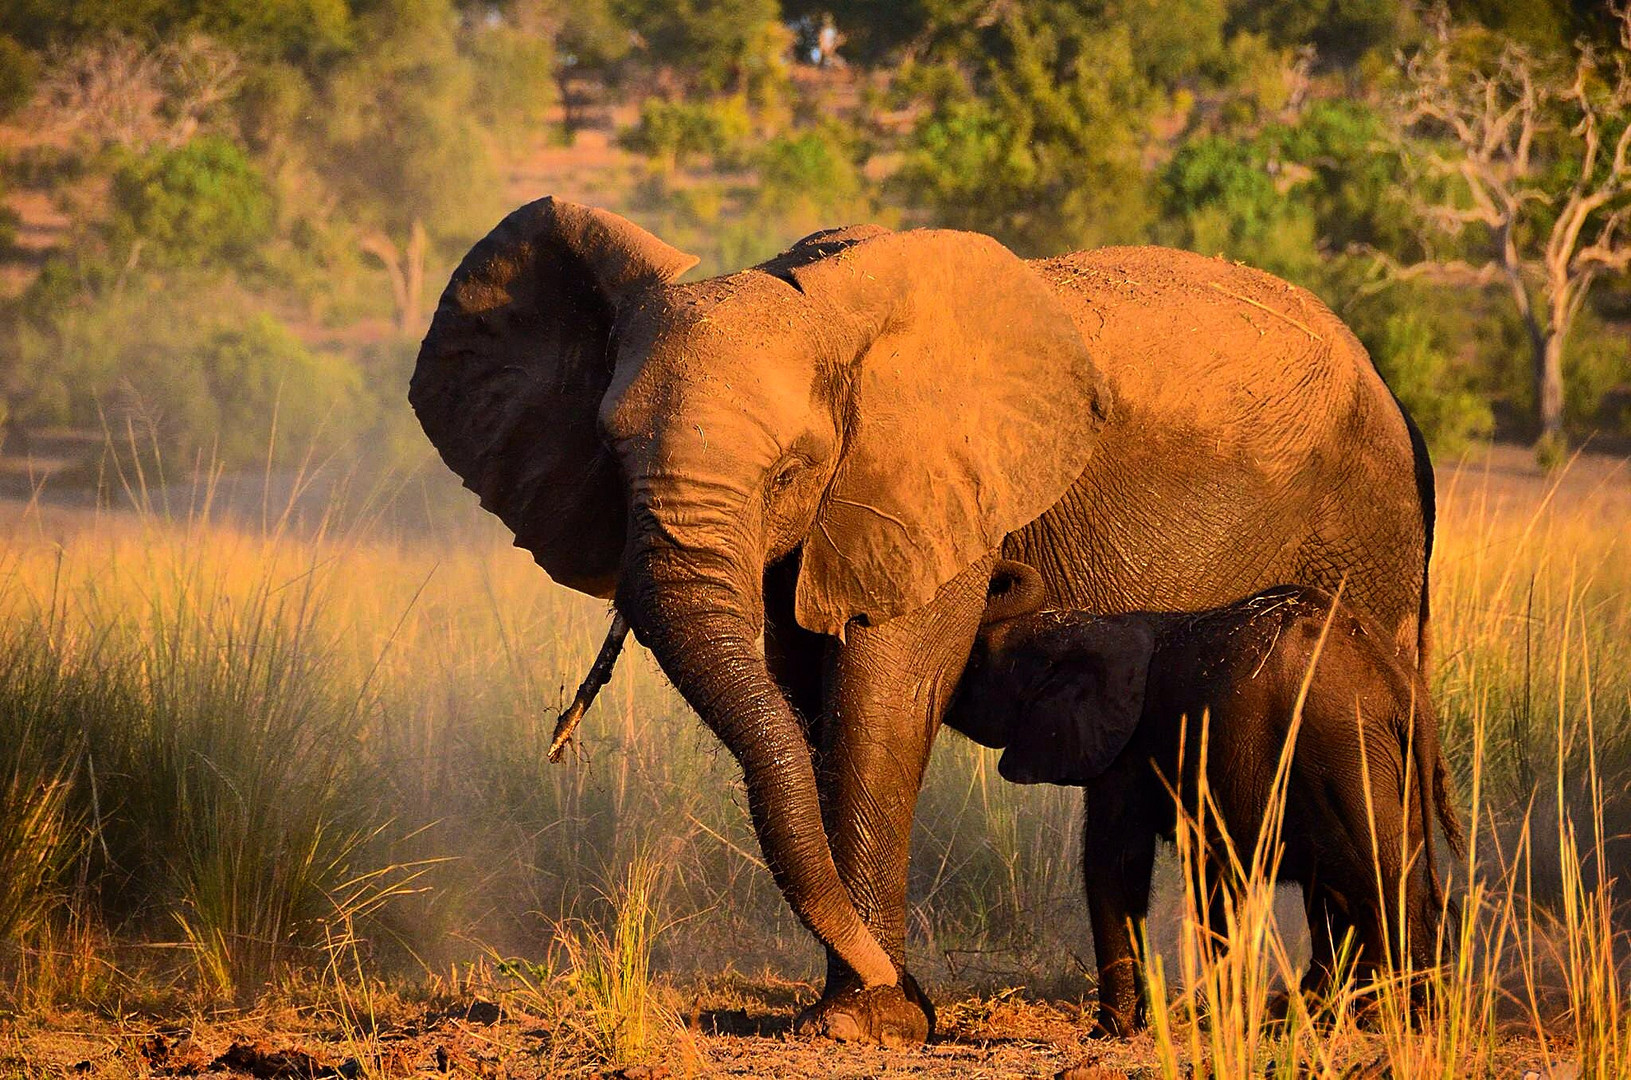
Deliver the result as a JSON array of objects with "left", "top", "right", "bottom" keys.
[
  {"left": 1384, "top": 3, "right": 1631, "bottom": 442},
  {"left": 27, "top": 33, "right": 241, "bottom": 151}
]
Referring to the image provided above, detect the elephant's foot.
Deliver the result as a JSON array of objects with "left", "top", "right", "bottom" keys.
[
  {"left": 1087, "top": 990, "right": 1144, "bottom": 1040},
  {"left": 793, "top": 973, "right": 934, "bottom": 1047},
  {"left": 1087, "top": 1007, "right": 1144, "bottom": 1040}
]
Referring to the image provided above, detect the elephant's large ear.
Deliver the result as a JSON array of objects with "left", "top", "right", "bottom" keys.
[
  {"left": 410, "top": 197, "right": 698, "bottom": 597},
  {"left": 998, "top": 619, "right": 1154, "bottom": 786},
  {"left": 788, "top": 230, "right": 1109, "bottom": 637}
]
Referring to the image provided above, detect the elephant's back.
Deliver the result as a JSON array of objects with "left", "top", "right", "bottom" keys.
[
  {"left": 1015, "top": 246, "right": 1426, "bottom": 656},
  {"left": 1030, "top": 246, "right": 1395, "bottom": 462}
]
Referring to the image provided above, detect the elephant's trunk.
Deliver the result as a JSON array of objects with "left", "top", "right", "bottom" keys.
[{"left": 619, "top": 540, "right": 897, "bottom": 989}]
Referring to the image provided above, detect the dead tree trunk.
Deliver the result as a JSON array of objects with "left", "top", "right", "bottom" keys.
[
  {"left": 360, "top": 219, "right": 429, "bottom": 335},
  {"left": 1536, "top": 331, "right": 1565, "bottom": 442}
]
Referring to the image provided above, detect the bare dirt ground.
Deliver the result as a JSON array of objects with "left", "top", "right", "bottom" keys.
[{"left": 0, "top": 978, "right": 1561, "bottom": 1079}]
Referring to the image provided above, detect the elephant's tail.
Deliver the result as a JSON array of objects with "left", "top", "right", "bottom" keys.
[
  {"left": 1403, "top": 669, "right": 1462, "bottom": 923},
  {"left": 1400, "top": 394, "right": 1437, "bottom": 668}
]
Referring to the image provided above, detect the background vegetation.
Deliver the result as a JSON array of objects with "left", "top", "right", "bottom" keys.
[{"left": 0, "top": 0, "right": 1625, "bottom": 470}]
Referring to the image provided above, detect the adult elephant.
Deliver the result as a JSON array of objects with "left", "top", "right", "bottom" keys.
[{"left": 409, "top": 197, "right": 1434, "bottom": 1046}]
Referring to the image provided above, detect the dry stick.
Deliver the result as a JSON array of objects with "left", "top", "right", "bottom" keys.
[{"left": 548, "top": 611, "right": 630, "bottom": 763}]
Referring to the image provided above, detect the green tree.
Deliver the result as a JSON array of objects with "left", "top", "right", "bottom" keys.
[
  {"left": 620, "top": 97, "right": 752, "bottom": 169},
  {"left": 182, "top": 313, "right": 362, "bottom": 465},
  {"left": 0, "top": 0, "right": 351, "bottom": 67},
  {"left": 1158, "top": 100, "right": 1413, "bottom": 279},
  {"left": 616, "top": 0, "right": 789, "bottom": 100},
  {"left": 465, "top": 18, "right": 557, "bottom": 144},
  {"left": 107, "top": 135, "right": 274, "bottom": 269},
  {"left": 187, "top": 0, "right": 352, "bottom": 66},
  {"left": 1226, "top": 0, "right": 1404, "bottom": 68},
  {"left": 0, "top": 164, "right": 16, "bottom": 254},
  {"left": 321, "top": 0, "right": 501, "bottom": 334},
  {"left": 545, "top": 0, "right": 632, "bottom": 136},
  {"left": 0, "top": 33, "right": 36, "bottom": 116},
  {"left": 1161, "top": 133, "right": 1314, "bottom": 277},
  {"left": 8, "top": 278, "right": 359, "bottom": 467},
  {"left": 1349, "top": 291, "right": 1495, "bottom": 452},
  {"left": 893, "top": 12, "right": 1155, "bottom": 254}
]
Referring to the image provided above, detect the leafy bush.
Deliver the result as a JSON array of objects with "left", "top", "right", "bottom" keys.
[
  {"left": 620, "top": 98, "right": 753, "bottom": 169},
  {"left": 1560, "top": 308, "right": 1630, "bottom": 440},
  {"left": 172, "top": 314, "right": 364, "bottom": 467},
  {"left": 1227, "top": 0, "right": 1403, "bottom": 67},
  {"left": 0, "top": 169, "right": 16, "bottom": 253},
  {"left": 1369, "top": 309, "right": 1495, "bottom": 453},
  {"left": 465, "top": 22, "right": 557, "bottom": 144},
  {"left": 892, "top": 20, "right": 1154, "bottom": 254},
  {"left": 1159, "top": 101, "right": 1410, "bottom": 281},
  {"left": 0, "top": 34, "right": 37, "bottom": 117},
  {"left": 320, "top": 0, "right": 502, "bottom": 246},
  {"left": 1344, "top": 282, "right": 1495, "bottom": 454},
  {"left": 10, "top": 283, "right": 361, "bottom": 468},
  {"left": 1159, "top": 134, "right": 1323, "bottom": 281},
  {"left": 618, "top": 0, "right": 788, "bottom": 99},
  {"left": 756, "top": 126, "right": 863, "bottom": 213},
  {"left": 188, "top": 0, "right": 353, "bottom": 66},
  {"left": 108, "top": 137, "right": 274, "bottom": 269}
]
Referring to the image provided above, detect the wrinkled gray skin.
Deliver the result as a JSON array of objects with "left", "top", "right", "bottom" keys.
[
  {"left": 960, "top": 565, "right": 1461, "bottom": 1037},
  {"left": 409, "top": 198, "right": 1434, "bottom": 1045}
]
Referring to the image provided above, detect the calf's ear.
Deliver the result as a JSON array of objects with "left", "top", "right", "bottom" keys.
[{"left": 998, "top": 620, "right": 1155, "bottom": 785}]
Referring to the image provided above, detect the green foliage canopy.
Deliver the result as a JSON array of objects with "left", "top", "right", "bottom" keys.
[
  {"left": 320, "top": 0, "right": 500, "bottom": 246},
  {"left": 0, "top": 0, "right": 351, "bottom": 65},
  {"left": 894, "top": 12, "right": 1155, "bottom": 254},
  {"left": 108, "top": 136, "right": 274, "bottom": 268},
  {"left": 616, "top": 0, "right": 787, "bottom": 96}
]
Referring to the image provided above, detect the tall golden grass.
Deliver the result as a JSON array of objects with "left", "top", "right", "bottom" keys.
[{"left": 0, "top": 447, "right": 1624, "bottom": 1073}]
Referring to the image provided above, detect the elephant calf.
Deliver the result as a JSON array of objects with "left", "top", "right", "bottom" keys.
[{"left": 957, "top": 562, "right": 1462, "bottom": 1036}]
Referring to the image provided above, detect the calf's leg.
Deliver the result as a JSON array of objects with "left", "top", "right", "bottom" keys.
[{"left": 1083, "top": 779, "right": 1157, "bottom": 1036}]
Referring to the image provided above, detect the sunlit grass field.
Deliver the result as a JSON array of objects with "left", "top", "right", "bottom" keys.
[{"left": 0, "top": 446, "right": 1627, "bottom": 1075}]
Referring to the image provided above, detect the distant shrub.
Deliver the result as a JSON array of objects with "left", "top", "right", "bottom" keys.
[
  {"left": 108, "top": 312, "right": 362, "bottom": 468},
  {"left": 11, "top": 284, "right": 361, "bottom": 469},
  {"left": 1373, "top": 310, "right": 1494, "bottom": 454},
  {"left": 0, "top": 34, "right": 37, "bottom": 117},
  {"left": 1162, "top": 135, "right": 1285, "bottom": 243},
  {"left": 618, "top": 0, "right": 788, "bottom": 100},
  {"left": 465, "top": 23, "right": 556, "bottom": 142},
  {"left": 895, "top": 99, "right": 1034, "bottom": 228},
  {"left": 1159, "top": 102, "right": 1409, "bottom": 283},
  {"left": 0, "top": 170, "right": 16, "bottom": 253},
  {"left": 108, "top": 137, "right": 274, "bottom": 269},
  {"left": 1345, "top": 287, "right": 1494, "bottom": 455},
  {"left": 755, "top": 127, "right": 862, "bottom": 212},
  {"left": 619, "top": 98, "right": 752, "bottom": 169},
  {"left": 177, "top": 314, "right": 363, "bottom": 467},
  {"left": 1560, "top": 309, "right": 1630, "bottom": 440}
]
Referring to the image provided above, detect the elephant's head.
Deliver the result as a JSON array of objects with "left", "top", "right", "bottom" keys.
[
  {"left": 992, "top": 613, "right": 1155, "bottom": 786},
  {"left": 409, "top": 198, "right": 1109, "bottom": 986}
]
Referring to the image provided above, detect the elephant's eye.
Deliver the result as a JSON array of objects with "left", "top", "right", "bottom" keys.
[{"left": 769, "top": 457, "right": 805, "bottom": 492}]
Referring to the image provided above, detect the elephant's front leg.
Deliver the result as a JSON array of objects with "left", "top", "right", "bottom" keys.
[{"left": 793, "top": 556, "right": 995, "bottom": 1046}]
